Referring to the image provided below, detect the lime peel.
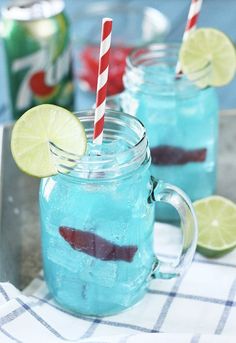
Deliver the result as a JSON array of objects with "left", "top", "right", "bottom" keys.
[
  {"left": 11, "top": 104, "right": 87, "bottom": 178},
  {"left": 179, "top": 28, "right": 236, "bottom": 88},
  {"left": 194, "top": 196, "right": 236, "bottom": 257}
]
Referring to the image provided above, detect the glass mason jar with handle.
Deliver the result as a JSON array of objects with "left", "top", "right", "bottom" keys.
[
  {"left": 39, "top": 110, "right": 197, "bottom": 317},
  {"left": 108, "top": 44, "right": 219, "bottom": 221}
]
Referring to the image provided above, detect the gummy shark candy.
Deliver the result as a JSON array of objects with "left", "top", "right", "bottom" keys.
[
  {"left": 150, "top": 145, "right": 207, "bottom": 165},
  {"left": 59, "top": 226, "right": 138, "bottom": 262}
]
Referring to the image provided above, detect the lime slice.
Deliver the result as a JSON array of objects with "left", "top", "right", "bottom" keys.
[
  {"left": 11, "top": 104, "right": 87, "bottom": 178},
  {"left": 179, "top": 28, "right": 236, "bottom": 87},
  {"left": 193, "top": 196, "right": 236, "bottom": 257}
]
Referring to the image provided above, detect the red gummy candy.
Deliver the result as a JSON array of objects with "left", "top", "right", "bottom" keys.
[
  {"left": 150, "top": 146, "right": 207, "bottom": 165},
  {"left": 59, "top": 226, "right": 138, "bottom": 262},
  {"left": 79, "top": 45, "right": 133, "bottom": 95}
]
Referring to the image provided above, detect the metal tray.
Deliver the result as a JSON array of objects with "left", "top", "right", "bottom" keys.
[
  {"left": 0, "top": 112, "right": 236, "bottom": 290},
  {"left": 0, "top": 124, "right": 41, "bottom": 289}
]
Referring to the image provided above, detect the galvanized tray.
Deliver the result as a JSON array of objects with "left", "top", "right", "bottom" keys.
[{"left": 0, "top": 123, "right": 41, "bottom": 289}]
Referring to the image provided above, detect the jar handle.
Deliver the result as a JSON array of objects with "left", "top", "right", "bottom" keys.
[{"left": 150, "top": 176, "right": 198, "bottom": 279}]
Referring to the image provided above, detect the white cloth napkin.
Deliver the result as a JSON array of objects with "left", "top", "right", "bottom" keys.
[{"left": 0, "top": 223, "right": 236, "bottom": 343}]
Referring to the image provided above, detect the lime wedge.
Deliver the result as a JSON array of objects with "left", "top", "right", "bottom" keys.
[
  {"left": 193, "top": 196, "right": 236, "bottom": 257},
  {"left": 11, "top": 104, "right": 87, "bottom": 178},
  {"left": 179, "top": 28, "right": 236, "bottom": 87}
]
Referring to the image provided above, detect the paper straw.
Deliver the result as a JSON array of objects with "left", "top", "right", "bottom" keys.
[
  {"left": 176, "top": 0, "right": 203, "bottom": 75},
  {"left": 93, "top": 18, "right": 113, "bottom": 145}
]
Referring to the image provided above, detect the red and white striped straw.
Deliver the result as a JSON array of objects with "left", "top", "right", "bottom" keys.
[
  {"left": 176, "top": 0, "right": 203, "bottom": 75},
  {"left": 93, "top": 18, "right": 113, "bottom": 145}
]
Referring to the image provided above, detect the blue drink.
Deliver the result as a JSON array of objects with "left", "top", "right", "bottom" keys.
[
  {"left": 39, "top": 110, "right": 197, "bottom": 316},
  {"left": 40, "top": 142, "right": 153, "bottom": 315},
  {"left": 117, "top": 45, "right": 219, "bottom": 219}
]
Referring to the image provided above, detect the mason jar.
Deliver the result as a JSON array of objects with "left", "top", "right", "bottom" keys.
[
  {"left": 39, "top": 110, "right": 197, "bottom": 317},
  {"left": 108, "top": 44, "right": 219, "bottom": 221}
]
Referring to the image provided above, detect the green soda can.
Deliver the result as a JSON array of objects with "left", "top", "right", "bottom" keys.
[{"left": 1, "top": 0, "right": 74, "bottom": 119}]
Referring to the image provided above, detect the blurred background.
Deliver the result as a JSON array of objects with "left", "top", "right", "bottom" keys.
[{"left": 0, "top": 0, "right": 236, "bottom": 122}]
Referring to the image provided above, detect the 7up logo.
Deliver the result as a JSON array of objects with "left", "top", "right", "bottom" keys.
[{"left": 12, "top": 46, "right": 71, "bottom": 110}]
